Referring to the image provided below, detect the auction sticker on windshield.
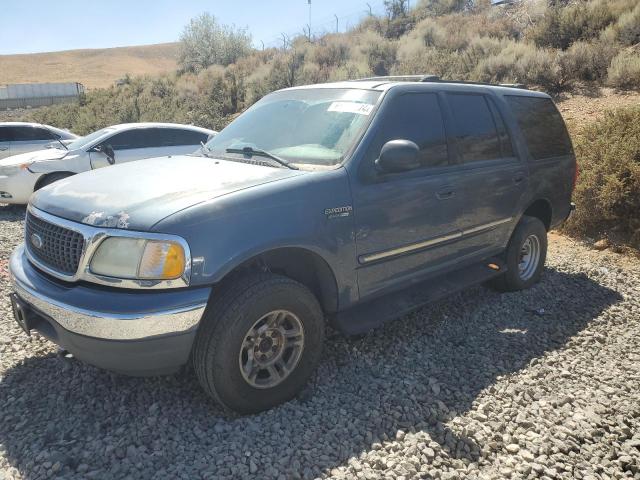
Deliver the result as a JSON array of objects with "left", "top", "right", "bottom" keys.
[{"left": 328, "top": 102, "right": 374, "bottom": 115}]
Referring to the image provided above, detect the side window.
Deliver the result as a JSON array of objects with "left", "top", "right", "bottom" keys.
[
  {"left": 10, "top": 126, "right": 54, "bottom": 142},
  {"left": 505, "top": 96, "right": 573, "bottom": 160},
  {"left": 366, "top": 92, "right": 449, "bottom": 171},
  {"left": 487, "top": 98, "right": 514, "bottom": 157},
  {"left": 447, "top": 93, "right": 502, "bottom": 163},
  {"left": 0, "top": 127, "right": 11, "bottom": 142},
  {"left": 107, "top": 129, "right": 155, "bottom": 150},
  {"left": 163, "top": 129, "right": 208, "bottom": 146}
]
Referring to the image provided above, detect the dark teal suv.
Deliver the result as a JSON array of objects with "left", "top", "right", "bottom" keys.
[{"left": 9, "top": 76, "right": 576, "bottom": 413}]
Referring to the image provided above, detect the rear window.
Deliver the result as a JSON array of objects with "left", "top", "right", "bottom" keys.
[{"left": 506, "top": 96, "right": 573, "bottom": 160}]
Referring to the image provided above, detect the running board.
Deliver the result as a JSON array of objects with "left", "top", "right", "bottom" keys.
[{"left": 330, "top": 258, "right": 506, "bottom": 336}]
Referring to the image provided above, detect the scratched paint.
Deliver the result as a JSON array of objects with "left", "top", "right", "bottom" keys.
[{"left": 81, "top": 211, "right": 130, "bottom": 229}]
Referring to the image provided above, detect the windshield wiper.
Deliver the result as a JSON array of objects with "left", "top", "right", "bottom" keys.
[{"left": 225, "top": 146, "right": 298, "bottom": 170}]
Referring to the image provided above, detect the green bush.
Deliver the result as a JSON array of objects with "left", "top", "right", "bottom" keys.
[
  {"left": 178, "top": 13, "right": 252, "bottom": 72},
  {"left": 607, "top": 50, "right": 640, "bottom": 89},
  {"left": 529, "top": 2, "right": 618, "bottom": 50},
  {"left": 558, "top": 40, "right": 617, "bottom": 83},
  {"left": 564, "top": 107, "right": 640, "bottom": 248},
  {"left": 614, "top": 3, "right": 640, "bottom": 46},
  {"left": 473, "top": 42, "right": 565, "bottom": 91}
]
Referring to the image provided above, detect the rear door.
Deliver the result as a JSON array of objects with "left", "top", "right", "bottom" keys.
[
  {"left": 350, "top": 90, "right": 466, "bottom": 299},
  {"left": 504, "top": 95, "right": 575, "bottom": 226},
  {"left": 443, "top": 91, "right": 526, "bottom": 259},
  {"left": 0, "top": 127, "right": 12, "bottom": 159}
]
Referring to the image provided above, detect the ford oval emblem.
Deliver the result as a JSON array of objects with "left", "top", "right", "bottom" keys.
[{"left": 30, "top": 233, "right": 43, "bottom": 249}]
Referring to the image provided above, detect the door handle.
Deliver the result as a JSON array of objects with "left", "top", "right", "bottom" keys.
[
  {"left": 436, "top": 188, "right": 456, "bottom": 200},
  {"left": 0, "top": 146, "right": 8, "bottom": 151},
  {"left": 513, "top": 172, "right": 526, "bottom": 185}
]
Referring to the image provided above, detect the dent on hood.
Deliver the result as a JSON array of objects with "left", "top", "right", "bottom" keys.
[{"left": 82, "top": 211, "right": 131, "bottom": 229}]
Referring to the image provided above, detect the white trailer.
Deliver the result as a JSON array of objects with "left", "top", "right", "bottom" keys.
[{"left": 0, "top": 82, "right": 85, "bottom": 109}]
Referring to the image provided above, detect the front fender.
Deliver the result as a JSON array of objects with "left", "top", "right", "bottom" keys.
[
  {"left": 28, "top": 154, "right": 87, "bottom": 174},
  {"left": 153, "top": 168, "right": 360, "bottom": 308}
]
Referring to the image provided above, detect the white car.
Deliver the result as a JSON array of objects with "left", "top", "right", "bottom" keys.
[
  {"left": 0, "top": 122, "right": 78, "bottom": 160},
  {"left": 0, "top": 122, "right": 216, "bottom": 204}
]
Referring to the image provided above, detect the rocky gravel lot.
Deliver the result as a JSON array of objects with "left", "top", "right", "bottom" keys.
[{"left": 0, "top": 204, "right": 639, "bottom": 480}]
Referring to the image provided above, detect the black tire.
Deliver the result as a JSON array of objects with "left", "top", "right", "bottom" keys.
[
  {"left": 193, "top": 273, "right": 325, "bottom": 414},
  {"left": 37, "top": 172, "right": 73, "bottom": 190},
  {"left": 490, "top": 215, "right": 547, "bottom": 292}
]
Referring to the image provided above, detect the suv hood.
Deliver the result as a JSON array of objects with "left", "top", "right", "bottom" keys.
[
  {"left": 0, "top": 148, "right": 67, "bottom": 167},
  {"left": 31, "top": 155, "right": 304, "bottom": 231}
]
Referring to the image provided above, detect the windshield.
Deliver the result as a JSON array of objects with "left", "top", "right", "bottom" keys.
[
  {"left": 203, "top": 88, "right": 380, "bottom": 168},
  {"left": 65, "top": 127, "right": 117, "bottom": 151}
]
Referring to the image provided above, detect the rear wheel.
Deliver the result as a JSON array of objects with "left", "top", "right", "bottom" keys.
[
  {"left": 193, "top": 273, "right": 324, "bottom": 414},
  {"left": 490, "top": 215, "right": 547, "bottom": 292}
]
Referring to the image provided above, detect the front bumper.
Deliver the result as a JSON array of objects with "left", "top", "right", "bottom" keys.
[
  {"left": 0, "top": 170, "right": 40, "bottom": 204},
  {"left": 9, "top": 244, "right": 212, "bottom": 375}
]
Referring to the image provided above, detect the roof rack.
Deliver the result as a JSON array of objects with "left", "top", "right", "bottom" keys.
[
  {"left": 351, "top": 74, "right": 441, "bottom": 83},
  {"left": 351, "top": 75, "right": 527, "bottom": 89}
]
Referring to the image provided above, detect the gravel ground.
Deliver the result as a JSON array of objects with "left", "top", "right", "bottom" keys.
[{"left": 0, "top": 203, "right": 639, "bottom": 480}]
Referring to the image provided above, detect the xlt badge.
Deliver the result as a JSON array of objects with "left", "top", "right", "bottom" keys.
[{"left": 324, "top": 205, "right": 353, "bottom": 219}]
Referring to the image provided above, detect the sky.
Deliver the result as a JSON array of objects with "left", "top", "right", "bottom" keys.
[{"left": 0, "top": 0, "right": 389, "bottom": 55}]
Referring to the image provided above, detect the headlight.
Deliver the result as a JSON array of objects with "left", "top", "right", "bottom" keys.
[
  {"left": 0, "top": 163, "right": 31, "bottom": 176},
  {"left": 90, "top": 237, "right": 186, "bottom": 280}
]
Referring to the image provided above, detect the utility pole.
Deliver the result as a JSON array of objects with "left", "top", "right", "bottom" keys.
[
  {"left": 334, "top": 14, "right": 339, "bottom": 33},
  {"left": 260, "top": 40, "right": 265, "bottom": 51},
  {"left": 366, "top": 3, "right": 372, "bottom": 16},
  {"left": 308, "top": 0, "right": 312, "bottom": 35},
  {"left": 281, "top": 33, "right": 288, "bottom": 50}
]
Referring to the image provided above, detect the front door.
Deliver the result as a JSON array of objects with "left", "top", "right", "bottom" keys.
[{"left": 350, "top": 91, "right": 465, "bottom": 300}]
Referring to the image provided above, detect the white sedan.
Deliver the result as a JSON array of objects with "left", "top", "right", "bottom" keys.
[
  {"left": 0, "top": 122, "right": 78, "bottom": 159},
  {"left": 0, "top": 122, "right": 216, "bottom": 204}
]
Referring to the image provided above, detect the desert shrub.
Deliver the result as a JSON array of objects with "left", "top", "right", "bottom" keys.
[
  {"left": 564, "top": 107, "right": 640, "bottom": 247},
  {"left": 614, "top": 3, "right": 640, "bottom": 46},
  {"left": 558, "top": 40, "right": 618, "bottom": 83},
  {"left": 529, "top": 2, "right": 618, "bottom": 50},
  {"left": 311, "top": 35, "right": 351, "bottom": 69},
  {"left": 394, "top": 46, "right": 469, "bottom": 79},
  {"left": 178, "top": 13, "right": 252, "bottom": 72},
  {"left": 356, "top": 32, "right": 398, "bottom": 75},
  {"left": 606, "top": 49, "right": 640, "bottom": 89},
  {"left": 473, "top": 42, "right": 564, "bottom": 91},
  {"left": 415, "top": 0, "right": 468, "bottom": 18}
]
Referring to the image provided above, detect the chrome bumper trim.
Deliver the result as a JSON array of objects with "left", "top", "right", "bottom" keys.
[{"left": 10, "top": 246, "right": 206, "bottom": 340}]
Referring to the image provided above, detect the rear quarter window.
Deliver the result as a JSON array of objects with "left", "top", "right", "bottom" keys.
[{"left": 506, "top": 96, "right": 573, "bottom": 160}]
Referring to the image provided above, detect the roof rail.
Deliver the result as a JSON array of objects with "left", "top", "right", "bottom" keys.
[
  {"left": 351, "top": 74, "right": 441, "bottom": 83},
  {"left": 351, "top": 74, "right": 528, "bottom": 89}
]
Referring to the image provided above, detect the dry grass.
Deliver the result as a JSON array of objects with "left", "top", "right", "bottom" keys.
[{"left": 0, "top": 43, "right": 179, "bottom": 89}]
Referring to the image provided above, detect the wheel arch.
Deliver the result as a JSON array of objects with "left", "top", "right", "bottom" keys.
[
  {"left": 34, "top": 171, "right": 75, "bottom": 191},
  {"left": 521, "top": 198, "right": 553, "bottom": 231},
  {"left": 219, "top": 247, "right": 340, "bottom": 314}
]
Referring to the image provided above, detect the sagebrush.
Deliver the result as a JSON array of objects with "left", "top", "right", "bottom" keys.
[{"left": 564, "top": 107, "right": 640, "bottom": 248}]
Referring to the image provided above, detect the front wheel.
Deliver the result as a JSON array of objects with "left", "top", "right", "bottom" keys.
[
  {"left": 193, "top": 273, "right": 324, "bottom": 414},
  {"left": 490, "top": 215, "right": 548, "bottom": 292}
]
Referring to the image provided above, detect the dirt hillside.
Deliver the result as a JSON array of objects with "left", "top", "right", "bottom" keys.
[{"left": 0, "top": 43, "right": 179, "bottom": 89}]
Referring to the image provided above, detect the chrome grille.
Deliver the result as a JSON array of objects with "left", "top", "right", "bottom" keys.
[{"left": 25, "top": 212, "right": 84, "bottom": 275}]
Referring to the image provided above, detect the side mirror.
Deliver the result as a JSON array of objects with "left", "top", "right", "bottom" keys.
[
  {"left": 95, "top": 144, "right": 116, "bottom": 165},
  {"left": 375, "top": 139, "right": 421, "bottom": 174}
]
